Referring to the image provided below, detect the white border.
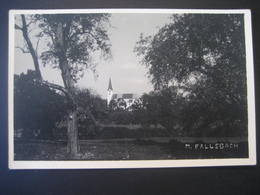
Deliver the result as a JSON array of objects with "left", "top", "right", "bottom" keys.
[{"left": 8, "top": 9, "right": 256, "bottom": 169}]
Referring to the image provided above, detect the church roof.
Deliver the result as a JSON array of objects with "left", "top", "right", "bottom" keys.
[
  {"left": 108, "top": 78, "right": 113, "bottom": 90},
  {"left": 112, "top": 93, "right": 138, "bottom": 100},
  {"left": 122, "top": 93, "right": 135, "bottom": 99}
]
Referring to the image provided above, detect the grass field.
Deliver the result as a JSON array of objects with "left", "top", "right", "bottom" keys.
[{"left": 14, "top": 137, "right": 248, "bottom": 161}]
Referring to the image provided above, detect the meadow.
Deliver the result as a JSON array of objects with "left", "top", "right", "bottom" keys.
[{"left": 14, "top": 137, "right": 248, "bottom": 161}]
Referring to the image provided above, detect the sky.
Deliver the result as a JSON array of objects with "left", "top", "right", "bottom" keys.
[{"left": 14, "top": 13, "right": 172, "bottom": 99}]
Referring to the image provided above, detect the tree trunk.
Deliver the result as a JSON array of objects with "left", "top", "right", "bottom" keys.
[
  {"left": 67, "top": 110, "right": 79, "bottom": 158},
  {"left": 59, "top": 57, "right": 79, "bottom": 158},
  {"left": 54, "top": 20, "right": 79, "bottom": 158}
]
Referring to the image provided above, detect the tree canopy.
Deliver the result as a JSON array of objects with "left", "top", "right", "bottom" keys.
[
  {"left": 36, "top": 14, "right": 112, "bottom": 81},
  {"left": 135, "top": 14, "right": 245, "bottom": 90},
  {"left": 135, "top": 14, "right": 247, "bottom": 136}
]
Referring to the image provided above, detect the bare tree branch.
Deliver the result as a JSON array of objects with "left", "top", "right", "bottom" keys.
[
  {"left": 28, "top": 26, "right": 39, "bottom": 34},
  {"left": 69, "top": 30, "right": 99, "bottom": 43},
  {"left": 15, "top": 24, "right": 22, "bottom": 30},
  {"left": 35, "top": 37, "right": 40, "bottom": 56},
  {"left": 38, "top": 79, "right": 72, "bottom": 101},
  {"left": 20, "top": 15, "right": 42, "bottom": 80},
  {"left": 15, "top": 46, "right": 30, "bottom": 53}
]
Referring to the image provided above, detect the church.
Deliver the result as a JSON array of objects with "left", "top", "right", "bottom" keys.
[{"left": 107, "top": 78, "right": 142, "bottom": 110}]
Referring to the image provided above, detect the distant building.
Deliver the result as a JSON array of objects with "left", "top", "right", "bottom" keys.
[{"left": 107, "top": 78, "right": 142, "bottom": 110}]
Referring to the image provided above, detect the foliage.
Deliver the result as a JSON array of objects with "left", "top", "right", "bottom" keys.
[
  {"left": 75, "top": 88, "right": 107, "bottom": 122},
  {"left": 108, "top": 98, "right": 128, "bottom": 111},
  {"left": 138, "top": 87, "right": 185, "bottom": 131},
  {"left": 109, "top": 109, "right": 133, "bottom": 124},
  {"left": 35, "top": 13, "right": 112, "bottom": 81},
  {"left": 135, "top": 14, "right": 247, "bottom": 136},
  {"left": 108, "top": 99, "right": 118, "bottom": 111},
  {"left": 75, "top": 88, "right": 107, "bottom": 139},
  {"left": 14, "top": 70, "right": 67, "bottom": 139}
]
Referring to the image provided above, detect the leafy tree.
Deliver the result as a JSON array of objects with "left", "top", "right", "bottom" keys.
[
  {"left": 75, "top": 88, "right": 107, "bottom": 139},
  {"left": 139, "top": 87, "right": 184, "bottom": 130},
  {"left": 15, "top": 13, "right": 112, "bottom": 157},
  {"left": 141, "top": 92, "right": 161, "bottom": 128},
  {"left": 110, "top": 109, "right": 133, "bottom": 125},
  {"left": 156, "top": 87, "right": 184, "bottom": 130},
  {"left": 75, "top": 88, "right": 107, "bottom": 122},
  {"left": 135, "top": 14, "right": 247, "bottom": 136},
  {"left": 14, "top": 70, "right": 67, "bottom": 139},
  {"left": 117, "top": 98, "right": 127, "bottom": 109},
  {"left": 108, "top": 99, "right": 118, "bottom": 111},
  {"left": 130, "top": 99, "right": 146, "bottom": 124}
]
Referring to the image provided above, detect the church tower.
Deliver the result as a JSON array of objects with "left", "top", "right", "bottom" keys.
[{"left": 107, "top": 77, "right": 113, "bottom": 106}]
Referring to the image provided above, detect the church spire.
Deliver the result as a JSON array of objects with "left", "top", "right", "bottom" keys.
[
  {"left": 108, "top": 77, "right": 113, "bottom": 90},
  {"left": 107, "top": 77, "right": 113, "bottom": 106}
]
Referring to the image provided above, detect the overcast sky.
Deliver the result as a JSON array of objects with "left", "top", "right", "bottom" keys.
[{"left": 14, "top": 13, "right": 172, "bottom": 99}]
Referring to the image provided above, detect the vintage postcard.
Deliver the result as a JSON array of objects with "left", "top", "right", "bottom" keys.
[{"left": 9, "top": 9, "right": 256, "bottom": 169}]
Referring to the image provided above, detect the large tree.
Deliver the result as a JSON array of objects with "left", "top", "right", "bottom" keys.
[
  {"left": 75, "top": 88, "right": 108, "bottom": 139},
  {"left": 135, "top": 14, "right": 247, "bottom": 136},
  {"left": 15, "top": 13, "right": 112, "bottom": 157}
]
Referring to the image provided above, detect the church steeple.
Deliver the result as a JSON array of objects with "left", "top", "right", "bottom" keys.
[
  {"left": 107, "top": 77, "right": 113, "bottom": 106},
  {"left": 108, "top": 77, "right": 113, "bottom": 90}
]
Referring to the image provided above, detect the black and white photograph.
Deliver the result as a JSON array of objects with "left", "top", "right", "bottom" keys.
[{"left": 8, "top": 9, "right": 256, "bottom": 169}]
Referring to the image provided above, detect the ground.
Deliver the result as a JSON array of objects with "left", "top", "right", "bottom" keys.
[{"left": 14, "top": 137, "right": 248, "bottom": 161}]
